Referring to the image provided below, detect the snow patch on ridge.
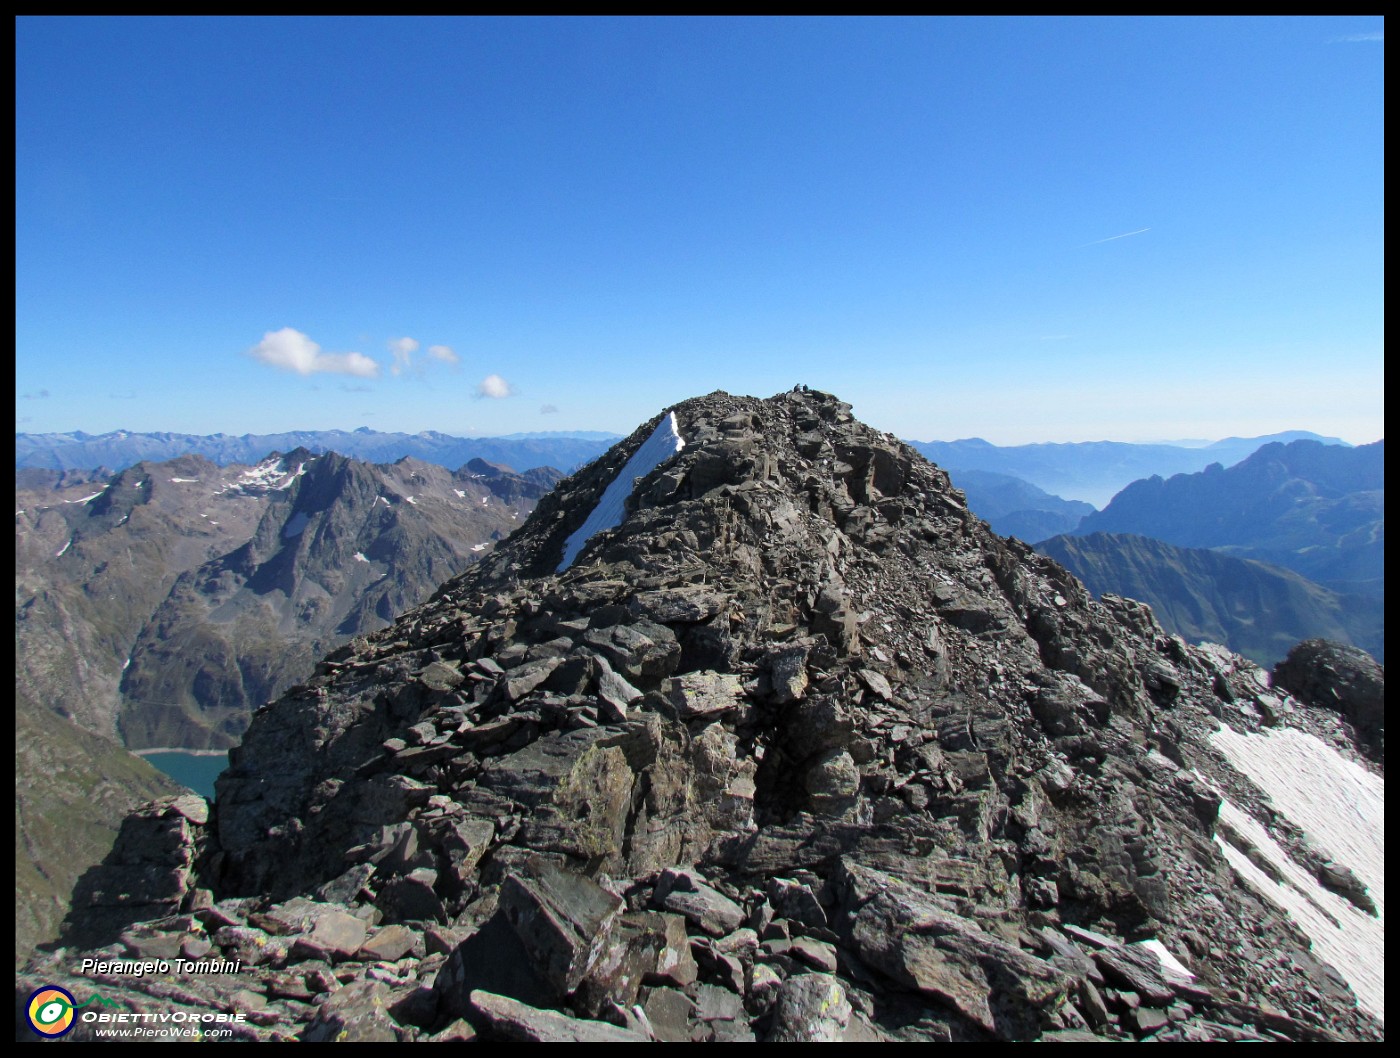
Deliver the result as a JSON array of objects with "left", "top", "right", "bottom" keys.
[
  {"left": 1210, "top": 725, "right": 1384, "bottom": 1022},
  {"left": 1132, "top": 939, "right": 1194, "bottom": 981},
  {"left": 226, "top": 457, "right": 310, "bottom": 494},
  {"left": 557, "top": 411, "right": 685, "bottom": 572}
]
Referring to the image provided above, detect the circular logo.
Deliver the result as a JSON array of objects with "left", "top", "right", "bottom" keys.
[{"left": 27, "top": 986, "right": 77, "bottom": 1037}]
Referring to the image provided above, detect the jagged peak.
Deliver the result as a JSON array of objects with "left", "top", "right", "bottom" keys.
[{"left": 32, "top": 387, "right": 1385, "bottom": 1044}]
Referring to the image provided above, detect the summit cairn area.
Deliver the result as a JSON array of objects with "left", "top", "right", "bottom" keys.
[{"left": 22, "top": 389, "right": 1383, "bottom": 1042}]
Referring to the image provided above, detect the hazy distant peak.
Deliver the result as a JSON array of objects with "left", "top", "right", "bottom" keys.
[{"left": 1205, "top": 430, "right": 1350, "bottom": 450}]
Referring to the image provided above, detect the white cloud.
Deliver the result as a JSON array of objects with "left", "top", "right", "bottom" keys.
[
  {"left": 477, "top": 374, "right": 513, "bottom": 399},
  {"left": 249, "top": 328, "right": 379, "bottom": 378},
  {"left": 388, "top": 336, "right": 420, "bottom": 376},
  {"left": 428, "top": 344, "right": 459, "bottom": 364},
  {"left": 1331, "top": 31, "right": 1383, "bottom": 42},
  {"left": 540, "top": 403, "right": 560, "bottom": 414}
]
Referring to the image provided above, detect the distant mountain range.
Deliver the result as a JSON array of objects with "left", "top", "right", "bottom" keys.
[
  {"left": 14, "top": 427, "right": 617, "bottom": 475},
  {"left": 944, "top": 469, "right": 1095, "bottom": 542},
  {"left": 907, "top": 431, "right": 1351, "bottom": 508},
  {"left": 16, "top": 450, "right": 561, "bottom": 751},
  {"left": 1074, "top": 439, "right": 1384, "bottom": 600},
  {"left": 1038, "top": 532, "right": 1384, "bottom": 668},
  {"left": 14, "top": 448, "right": 560, "bottom": 963},
  {"left": 20, "top": 427, "right": 1354, "bottom": 514}
]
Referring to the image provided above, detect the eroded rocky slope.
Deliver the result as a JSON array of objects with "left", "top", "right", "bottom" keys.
[
  {"left": 14, "top": 692, "right": 182, "bottom": 964},
  {"left": 20, "top": 389, "right": 1383, "bottom": 1042},
  {"left": 16, "top": 452, "right": 560, "bottom": 749}
]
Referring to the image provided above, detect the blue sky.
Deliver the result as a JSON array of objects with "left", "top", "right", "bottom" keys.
[{"left": 16, "top": 16, "right": 1384, "bottom": 444}]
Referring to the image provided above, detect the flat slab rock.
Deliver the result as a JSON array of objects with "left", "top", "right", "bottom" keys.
[
  {"left": 469, "top": 990, "right": 649, "bottom": 1042},
  {"left": 654, "top": 867, "right": 745, "bottom": 936},
  {"left": 499, "top": 856, "right": 624, "bottom": 993},
  {"left": 837, "top": 860, "right": 1071, "bottom": 1041},
  {"left": 661, "top": 671, "right": 745, "bottom": 718}
]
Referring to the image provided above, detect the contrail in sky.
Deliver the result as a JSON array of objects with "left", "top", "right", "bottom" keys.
[{"left": 1083, "top": 227, "right": 1151, "bottom": 246}]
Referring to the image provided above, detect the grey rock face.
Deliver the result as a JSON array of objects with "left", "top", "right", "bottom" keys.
[
  {"left": 499, "top": 857, "right": 624, "bottom": 993},
  {"left": 468, "top": 990, "right": 649, "bottom": 1042},
  {"left": 654, "top": 868, "right": 746, "bottom": 937},
  {"left": 303, "top": 980, "right": 407, "bottom": 1042},
  {"left": 837, "top": 861, "right": 1071, "bottom": 1040},
  {"left": 25, "top": 389, "right": 1383, "bottom": 1044},
  {"left": 1273, "top": 639, "right": 1384, "bottom": 758},
  {"left": 766, "top": 973, "right": 852, "bottom": 1042}
]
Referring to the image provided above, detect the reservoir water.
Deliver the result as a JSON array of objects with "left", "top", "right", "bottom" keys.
[{"left": 142, "top": 751, "right": 228, "bottom": 801}]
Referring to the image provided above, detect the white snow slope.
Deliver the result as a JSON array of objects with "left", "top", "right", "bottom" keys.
[
  {"left": 1209, "top": 724, "right": 1384, "bottom": 1023},
  {"left": 557, "top": 411, "right": 684, "bottom": 572}
]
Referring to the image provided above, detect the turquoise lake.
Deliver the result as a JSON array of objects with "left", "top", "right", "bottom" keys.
[{"left": 143, "top": 751, "right": 228, "bottom": 801}]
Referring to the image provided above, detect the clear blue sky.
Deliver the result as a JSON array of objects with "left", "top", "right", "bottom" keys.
[{"left": 16, "top": 16, "right": 1384, "bottom": 444}]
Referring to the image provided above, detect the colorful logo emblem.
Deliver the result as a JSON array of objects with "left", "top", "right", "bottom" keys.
[{"left": 27, "top": 986, "right": 77, "bottom": 1037}]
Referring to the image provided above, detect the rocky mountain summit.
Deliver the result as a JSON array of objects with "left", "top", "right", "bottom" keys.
[{"left": 20, "top": 389, "right": 1383, "bottom": 1042}]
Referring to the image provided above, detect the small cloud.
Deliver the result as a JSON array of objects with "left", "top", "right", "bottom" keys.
[
  {"left": 1330, "top": 32, "right": 1383, "bottom": 42},
  {"left": 249, "top": 328, "right": 379, "bottom": 378},
  {"left": 21, "top": 389, "right": 50, "bottom": 399},
  {"left": 477, "top": 374, "right": 513, "bottom": 399},
  {"left": 540, "top": 403, "right": 560, "bottom": 415},
  {"left": 388, "top": 336, "right": 420, "bottom": 376},
  {"left": 340, "top": 383, "right": 373, "bottom": 393},
  {"left": 427, "top": 344, "right": 459, "bottom": 364}
]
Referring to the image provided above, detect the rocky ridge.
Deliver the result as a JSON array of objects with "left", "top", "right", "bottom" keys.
[{"left": 19, "top": 389, "right": 1383, "bottom": 1042}]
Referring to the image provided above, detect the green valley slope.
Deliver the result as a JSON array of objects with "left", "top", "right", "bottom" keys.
[{"left": 1038, "top": 532, "right": 1383, "bottom": 667}]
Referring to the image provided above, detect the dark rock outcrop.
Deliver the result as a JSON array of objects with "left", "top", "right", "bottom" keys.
[{"left": 1273, "top": 639, "right": 1384, "bottom": 760}]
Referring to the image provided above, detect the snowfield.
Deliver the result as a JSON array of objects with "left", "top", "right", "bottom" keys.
[
  {"left": 1209, "top": 724, "right": 1384, "bottom": 1022},
  {"left": 557, "top": 412, "right": 685, "bottom": 572}
]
